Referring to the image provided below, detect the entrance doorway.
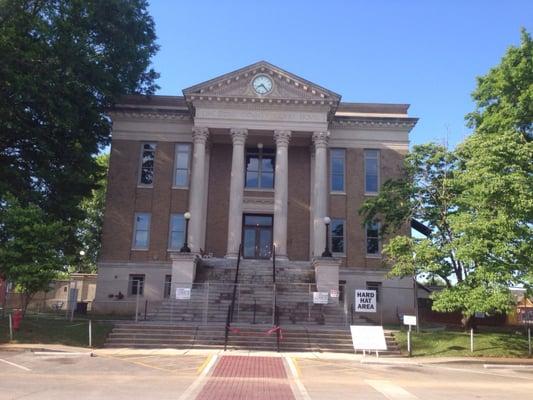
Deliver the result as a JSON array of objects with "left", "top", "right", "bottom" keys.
[{"left": 242, "top": 214, "right": 273, "bottom": 259}]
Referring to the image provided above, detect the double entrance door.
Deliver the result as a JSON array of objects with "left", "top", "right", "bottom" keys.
[{"left": 242, "top": 214, "right": 273, "bottom": 259}]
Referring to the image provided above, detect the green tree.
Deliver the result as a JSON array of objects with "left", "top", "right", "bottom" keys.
[
  {"left": 75, "top": 153, "right": 109, "bottom": 272},
  {"left": 0, "top": 0, "right": 159, "bottom": 255},
  {"left": 0, "top": 196, "right": 67, "bottom": 314},
  {"left": 359, "top": 30, "right": 533, "bottom": 328}
]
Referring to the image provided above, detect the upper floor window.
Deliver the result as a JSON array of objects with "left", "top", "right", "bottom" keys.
[
  {"left": 132, "top": 213, "right": 151, "bottom": 250},
  {"left": 330, "top": 149, "right": 345, "bottom": 193},
  {"left": 366, "top": 221, "right": 380, "bottom": 256},
  {"left": 174, "top": 144, "right": 191, "bottom": 187},
  {"left": 139, "top": 143, "right": 156, "bottom": 186},
  {"left": 330, "top": 218, "right": 345, "bottom": 254},
  {"left": 364, "top": 149, "right": 380, "bottom": 194},
  {"left": 168, "top": 213, "right": 185, "bottom": 250},
  {"left": 245, "top": 148, "right": 275, "bottom": 189}
]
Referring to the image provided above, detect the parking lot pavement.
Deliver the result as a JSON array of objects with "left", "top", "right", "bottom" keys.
[
  {"left": 0, "top": 350, "right": 206, "bottom": 400},
  {"left": 293, "top": 357, "right": 533, "bottom": 400},
  {"left": 1, "top": 349, "right": 533, "bottom": 400}
]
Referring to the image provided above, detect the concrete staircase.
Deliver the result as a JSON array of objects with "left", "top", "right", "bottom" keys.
[
  {"left": 104, "top": 322, "right": 402, "bottom": 355},
  {"left": 104, "top": 258, "right": 401, "bottom": 355}
]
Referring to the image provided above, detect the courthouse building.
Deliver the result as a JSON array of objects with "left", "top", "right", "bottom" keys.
[{"left": 94, "top": 61, "right": 418, "bottom": 322}]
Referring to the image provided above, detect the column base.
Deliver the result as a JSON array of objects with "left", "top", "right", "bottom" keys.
[{"left": 312, "top": 257, "right": 341, "bottom": 295}]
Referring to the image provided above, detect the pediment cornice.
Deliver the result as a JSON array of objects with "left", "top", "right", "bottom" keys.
[
  {"left": 331, "top": 116, "right": 418, "bottom": 130},
  {"left": 183, "top": 61, "right": 341, "bottom": 119}
]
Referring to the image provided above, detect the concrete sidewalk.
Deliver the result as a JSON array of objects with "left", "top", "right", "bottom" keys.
[{"left": 2, "top": 342, "right": 533, "bottom": 366}]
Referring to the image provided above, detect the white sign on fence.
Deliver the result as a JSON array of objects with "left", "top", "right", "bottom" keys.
[
  {"left": 403, "top": 315, "right": 417, "bottom": 326},
  {"left": 350, "top": 325, "right": 388, "bottom": 351},
  {"left": 355, "top": 290, "right": 377, "bottom": 313},
  {"left": 175, "top": 287, "right": 191, "bottom": 300},
  {"left": 313, "top": 292, "right": 329, "bottom": 304}
]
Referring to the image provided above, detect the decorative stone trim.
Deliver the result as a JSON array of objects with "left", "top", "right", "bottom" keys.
[
  {"left": 110, "top": 110, "right": 191, "bottom": 121},
  {"left": 312, "top": 131, "right": 330, "bottom": 148},
  {"left": 273, "top": 130, "right": 292, "bottom": 147},
  {"left": 243, "top": 196, "right": 275, "bottom": 213},
  {"left": 331, "top": 117, "right": 418, "bottom": 129},
  {"left": 230, "top": 128, "right": 248, "bottom": 144},
  {"left": 192, "top": 126, "right": 209, "bottom": 143}
]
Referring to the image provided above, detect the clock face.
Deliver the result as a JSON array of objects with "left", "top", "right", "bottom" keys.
[{"left": 252, "top": 75, "right": 273, "bottom": 94}]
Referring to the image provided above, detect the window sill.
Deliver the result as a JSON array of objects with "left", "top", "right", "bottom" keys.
[
  {"left": 332, "top": 253, "right": 346, "bottom": 258},
  {"left": 245, "top": 188, "right": 275, "bottom": 192},
  {"left": 330, "top": 192, "right": 346, "bottom": 196},
  {"left": 364, "top": 192, "right": 379, "bottom": 197},
  {"left": 171, "top": 186, "right": 189, "bottom": 190},
  {"left": 365, "top": 254, "right": 382, "bottom": 259},
  {"left": 137, "top": 185, "right": 153, "bottom": 189},
  {"left": 131, "top": 248, "right": 149, "bottom": 251}
]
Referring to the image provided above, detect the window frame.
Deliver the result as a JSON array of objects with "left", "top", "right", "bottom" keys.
[
  {"left": 168, "top": 213, "right": 185, "bottom": 251},
  {"left": 173, "top": 143, "right": 191, "bottom": 188},
  {"left": 138, "top": 142, "right": 156, "bottom": 187},
  {"left": 364, "top": 149, "right": 380, "bottom": 195},
  {"left": 132, "top": 212, "right": 151, "bottom": 250},
  {"left": 329, "top": 218, "right": 346, "bottom": 256},
  {"left": 365, "top": 220, "right": 381, "bottom": 257},
  {"left": 245, "top": 147, "right": 276, "bottom": 190},
  {"left": 128, "top": 274, "right": 145, "bottom": 297},
  {"left": 330, "top": 148, "right": 346, "bottom": 194},
  {"left": 366, "top": 281, "right": 382, "bottom": 303}
]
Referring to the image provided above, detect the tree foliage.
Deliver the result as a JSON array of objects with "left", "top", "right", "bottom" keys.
[
  {"left": 360, "top": 30, "right": 533, "bottom": 326},
  {"left": 0, "top": 196, "right": 67, "bottom": 313},
  {"left": 0, "top": 0, "right": 159, "bottom": 252}
]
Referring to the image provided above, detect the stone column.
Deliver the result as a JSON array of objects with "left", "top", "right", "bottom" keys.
[
  {"left": 312, "top": 131, "right": 330, "bottom": 257},
  {"left": 188, "top": 127, "right": 209, "bottom": 253},
  {"left": 273, "top": 130, "right": 291, "bottom": 259},
  {"left": 226, "top": 128, "right": 248, "bottom": 258}
]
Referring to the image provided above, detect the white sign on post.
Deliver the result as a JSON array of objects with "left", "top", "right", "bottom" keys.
[
  {"left": 355, "top": 290, "right": 377, "bottom": 313},
  {"left": 330, "top": 289, "right": 339, "bottom": 298},
  {"left": 403, "top": 315, "right": 417, "bottom": 326},
  {"left": 175, "top": 288, "right": 191, "bottom": 300},
  {"left": 350, "top": 325, "right": 388, "bottom": 352},
  {"left": 313, "top": 292, "right": 329, "bottom": 304}
]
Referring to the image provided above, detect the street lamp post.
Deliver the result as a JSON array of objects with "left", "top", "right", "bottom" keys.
[
  {"left": 322, "top": 216, "right": 332, "bottom": 257},
  {"left": 180, "top": 212, "right": 192, "bottom": 253}
]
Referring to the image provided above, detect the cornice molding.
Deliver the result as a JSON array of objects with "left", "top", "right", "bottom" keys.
[
  {"left": 110, "top": 110, "right": 191, "bottom": 121},
  {"left": 331, "top": 117, "right": 418, "bottom": 129}
]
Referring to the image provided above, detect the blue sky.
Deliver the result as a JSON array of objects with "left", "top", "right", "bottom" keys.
[{"left": 147, "top": 0, "right": 531, "bottom": 148}]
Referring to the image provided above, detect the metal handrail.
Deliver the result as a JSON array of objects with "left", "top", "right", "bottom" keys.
[
  {"left": 272, "top": 244, "right": 281, "bottom": 351},
  {"left": 224, "top": 243, "right": 242, "bottom": 350},
  {"left": 272, "top": 244, "right": 276, "bottom": 284}
]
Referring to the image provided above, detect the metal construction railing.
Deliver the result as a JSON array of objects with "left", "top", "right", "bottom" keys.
[
  {"left": 272, "top": 244, "right": 280, "bottom": 351},
  {"left": 224, "top": 243, "right": 242, "bottom": 350}
]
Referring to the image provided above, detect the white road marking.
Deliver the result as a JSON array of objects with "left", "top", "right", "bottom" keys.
[
  {"left": 484, "top": 364, "right": 533, "bottom": 369},
  {"left": 0, "top": 358, "right": 31, "bottom": 371},
  {"left": 285, "top": 356, "right": 312, "bottom": 400},
  {"left": 177, "top": 354, "right": 218, "bottom": 400},
  {"left": 365, "top": 380, "right": 419, "bottom": 400}
]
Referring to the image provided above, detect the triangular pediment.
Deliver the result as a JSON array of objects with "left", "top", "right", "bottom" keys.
[{"left": 183, "top": 61, "right": 341, "bottom": 106}]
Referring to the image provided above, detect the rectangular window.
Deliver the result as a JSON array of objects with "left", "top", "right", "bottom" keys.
[
  {"left": 168, "top": 213, "right": 185, "bottom": 250},
  {"left": 330, "top": 218, "right": 345, "bottom": 254},
  {"left": 366, "top": 221, "right": 380, "bottom": 256},
  {"left": 330, "top": 149, "right": 345, "bottom": 192},
  {"left": 129, "top": 274, "right": 145, "bottom": 296},
  {"left": 364, "top": 149, "right": 380, "bottom": 194},
  {"left": 366, "top": 281, "right": 382, "bottom": 303},
  {"left": 139, "top": 143, "right": 156, "bottom": 185},
  {"left": 133, "top": 213, "right": 151, "bottom": 249},
  {"left": 174, "top": 143, "right": 191, "bottom": 187},
  {"left": 164, "top": 275, "right": 171, "bottom": 298},
  {"left": 245, "top": 148, "right": 275, "bottom": 189}
]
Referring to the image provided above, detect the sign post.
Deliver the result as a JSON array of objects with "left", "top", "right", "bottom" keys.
[{"left": 403, "top": 315, "right": 417, "bottom": 357}]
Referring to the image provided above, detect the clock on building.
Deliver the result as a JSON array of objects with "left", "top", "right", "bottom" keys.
[{"left": 252, "top": 75, "right": 273, "bottom": 95}]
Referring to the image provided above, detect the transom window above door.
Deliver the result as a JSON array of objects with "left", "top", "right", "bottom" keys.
[{"left": 245, "top": 148, "right": 275, "bottom": 189}]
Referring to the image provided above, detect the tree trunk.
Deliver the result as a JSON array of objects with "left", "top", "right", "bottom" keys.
[{"left": 461, "top": 314, "right": 476, "bottom": 331}]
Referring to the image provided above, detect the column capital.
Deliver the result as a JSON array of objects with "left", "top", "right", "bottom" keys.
[
  {"left": 192, "top": 127, "right": 209, "bottom": 144},
  {"left": 312, "top": 131, "right": 330, "bottom": 148},
  {"left": 230, "top": 128, "right": 248, "bottom": 145},
  {"left": 274, "top": 130, "right": 292, "bottom": 147}
]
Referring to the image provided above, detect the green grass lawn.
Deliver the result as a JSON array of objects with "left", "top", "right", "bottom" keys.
[
  {"left": 395, "top": 328, "right": 531, "bottom": 358},
  {"left": 0, "top": 315, "right": 113, "bottom": 348}
]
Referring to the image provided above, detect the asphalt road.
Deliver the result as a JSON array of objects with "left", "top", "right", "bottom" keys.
[{"left": 0, "top": 350, "right": 532, "bottom": 399}]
